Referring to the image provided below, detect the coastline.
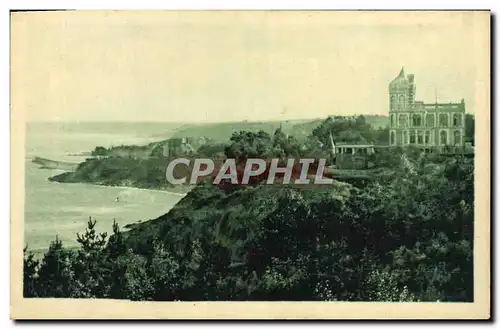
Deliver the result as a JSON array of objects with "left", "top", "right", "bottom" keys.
[
  {"left": 34, "top": 155, "right": 192, "bottom": 196},
  {"left": 88, "top": 181, "right": 191, "bottom": 197},
  {"left": 49, "top": 179, "right": 191, "bottom": 197}
]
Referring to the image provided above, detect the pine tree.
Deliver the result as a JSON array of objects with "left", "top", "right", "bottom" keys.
[
  {"left": 71, "top": 217, "right": 108, "bottom": 298},
  {"left": 106, "top": 219, "right": 127, "bottom": 259},
  {"left": 23, "top": 246, "right": 39, "bottom": 297},
  {"left": 35, "top": 237, "right": 74, "bottom": 297}
]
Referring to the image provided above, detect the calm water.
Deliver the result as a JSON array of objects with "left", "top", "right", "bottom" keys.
[{"left": 24, "top": 122, "right": 186, "bottom": 251}]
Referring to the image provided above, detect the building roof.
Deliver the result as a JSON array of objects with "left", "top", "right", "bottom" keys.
[
  {"left": 336, "top": 145, "right": 375, "bottom": 148},
  {"left": 389, "top": 66, "right": 410, "bottom": 90},
  {"left": 335, "top": 141, "right": 374, "bottom": 147}
]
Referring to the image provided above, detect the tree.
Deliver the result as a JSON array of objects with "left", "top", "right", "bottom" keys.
[
  {"left": 71, "top": 217, "right": 108, "bottom": 298},
  {"left": 91, "top": 146, "right": 108, "bottom": 156},
  {"left": 23, "top": 246, "right": 39, "bottom": 297},
  {"left": 312, "top": 115, "right": 379, "bottom": 147},
  {"left": 224, "top": 130, "right": 273, "bottom": 161},
  {"left": 345, "top": 155, "right": 474, "bottom": 301},
  {"left": 114, "top": 250, "right": 154, "bottom": 301},
  {"left": 365, "top": 268, "right": 419, "bottom": 301},
  {"left": 106, "top": 220, "right": 127, "bottom": 259},
  {"left": 148, "top": 240, "right": 181, "bottom": 300},
  {"left": 35, "top": 237, "right": 74, "bottom": 297},
  {"left": 465, "top": 114, "right": 475, "bottom": 145}
]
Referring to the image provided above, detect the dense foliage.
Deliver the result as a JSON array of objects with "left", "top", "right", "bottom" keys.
[
  {"left": 465, "top": 114, "right": 475, "bottom": 145},
  {"left": 312, "top": 115, "right": 389, "bottom": 146},
  {"left": 25, "top": 155, "right": 473, "bottom": 301},
  {"left": 26, "top": 115, "right": 474, "bottom": 301}
]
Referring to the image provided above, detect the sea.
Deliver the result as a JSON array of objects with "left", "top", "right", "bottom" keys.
[{"left": 24, "top": 122, "right": 186, "bottom": 252}]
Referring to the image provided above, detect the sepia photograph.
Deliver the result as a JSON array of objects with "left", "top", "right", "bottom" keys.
[{"left": 9, "top": 10, "right": 490, "bottom": 319}]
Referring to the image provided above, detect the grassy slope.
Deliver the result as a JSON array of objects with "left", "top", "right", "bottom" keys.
[
  {"left": 123, "top": 180, "right": 355, "bottom": 258},
  {"left": 169, "top": 115, "right": 388, "bottom": 142},
  {"left": 170, "top": 119, "right": 317, "bottom": 141}
]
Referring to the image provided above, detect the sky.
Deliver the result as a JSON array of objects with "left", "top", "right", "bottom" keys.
[{"left": 11, "top": 11, "right": 488, "bottom": 123}]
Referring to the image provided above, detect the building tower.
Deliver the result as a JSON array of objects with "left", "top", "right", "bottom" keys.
[{"left": 388, "top": 67, "right": 411, "bottom": 146}]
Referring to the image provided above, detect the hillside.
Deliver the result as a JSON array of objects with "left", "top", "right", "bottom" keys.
[
  {"left": 122, "top": 181, "right": 355, "bottom": 256},
  {"left": 117, "top": 154, "right": 473, "bottom": 301}
]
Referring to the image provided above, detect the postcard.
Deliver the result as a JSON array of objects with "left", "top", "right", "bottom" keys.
[{"left": 10, "top": 10, "right": 490, "bottom": 319}]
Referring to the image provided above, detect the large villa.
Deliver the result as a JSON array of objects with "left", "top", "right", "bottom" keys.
[{"left": 388, "top": 67, "right": 466, "bottom": 149}]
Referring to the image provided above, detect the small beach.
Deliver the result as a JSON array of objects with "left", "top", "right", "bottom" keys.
[{"left": 24, "top": 122, "right": 186, "bottom": 251}]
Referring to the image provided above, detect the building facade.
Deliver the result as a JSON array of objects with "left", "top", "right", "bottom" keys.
[{"left": 388, "top": 67, "right": 466, "bottom": 149}]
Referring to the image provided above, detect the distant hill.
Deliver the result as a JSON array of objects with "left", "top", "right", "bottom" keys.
[
  {"left": 169, "top": 119, "right": 315, "bottom": 142},
  {"left": 168, "top": 115, "right": 388, "bottom": 142},
  {"left": 290, "top": 115, "right": 389, "bottom": 139},
  {"left": 364, "top": 115, "right": 389, "bottom": 129}
]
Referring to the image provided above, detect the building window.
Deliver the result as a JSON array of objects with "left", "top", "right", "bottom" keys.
[
  {"left": 440, "top": 130, "right": 447, "bottom": 145},
  {"left": 390, "top": 131, "right": 395, "bottom": 145},
  {"left": 399, "top": 95, "right": 405, "bottom": 109},
  {"left": 390, "top": 114, "right": 395, "bottom": 127},
  {"left": 412, "top": 114, "right": 422, "bottom": 127},
  {"left": 426, "top": 113, "right": 435, "bottom": 127},
  {"left": 425, "top": 131, "right": 431, "bottom": 144},
  {"left": 409, "top": 131, "right": 416, "bottom": 144},
  {"left": 453, "top": 113, "right": 462, "bottom": 126},
  {"left": 399, "top": 114, "right": 408, "bottom": 128},
  {"left": 439, "top": 113, "right": 449, "bottom": 127},
  {"left": 417, "top": 131, "right": 423, "bottom": 144},
  {"left": 390, "top": 95, "right": 395, "bottom": 110},
  {"left": 454, "top": 130, "right": 461, "bottom": 145}
]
